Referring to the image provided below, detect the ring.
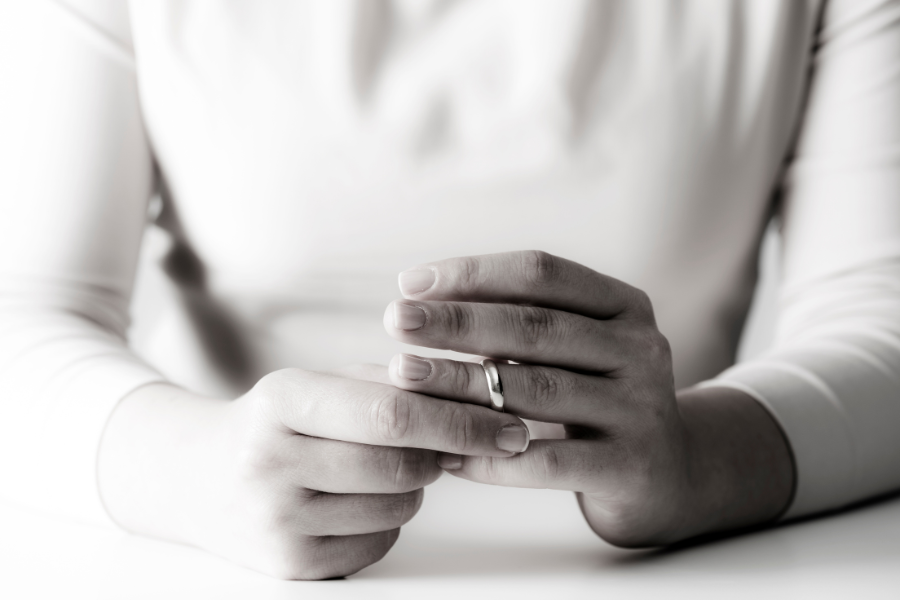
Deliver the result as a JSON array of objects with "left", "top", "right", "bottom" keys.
[{"left": 480, "top": 359, "right": 505, "bottom": 412}]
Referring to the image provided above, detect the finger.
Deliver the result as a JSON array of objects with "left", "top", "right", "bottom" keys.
[
  {"left": 398, "top": 250, "right": 653, "bottom": 322},
  {"left": 273, "top": 435, "right": 441, "bottom": 494},
  {"left": 437, "top": 440, "right": 610, "bottom": 493},
  {"left": 388, "top": 354, "right": 615, "bottom": 427},
  {"left": 260, "top": 370, "right": 531, "bottom": 457},
  {"left": 321, "top": 363, "right": 392, "bottom": 385},
  {"left": 284, "top": 529, "right": 400, "bottom": 580},
  {"left": 294, "top": 489, "right": 423, "bottom": 536},
  {"left": 383, "top": 299, "right": 639, "bottom": 372}
]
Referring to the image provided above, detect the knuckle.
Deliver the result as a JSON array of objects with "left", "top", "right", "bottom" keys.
[
  {"left": 629, "top": 289, "right": 656, "bottom": 321},
  {"left": 246, "top": 378, "right": 280, "bottom": 417},
  {"left": 455, "top": 256, "right": 483, "bottom": 291},
  {"left": 390, "top": 448, "right": 432, "bottom": 491},
  {"left": 292, "top": 509, "right": 331, "bottom": 539},
  {"left": 290, "top": 488, "right": 348, "bottom": 539},
  {"left": 447, "top": 359, "right": 476, "bottom": 397},
  {"left": 534, "top": 444, "right": 562, "bottom": 487},
  {"left": 521, "top": 250, "right": 560, "bottom": 289},
  {"left": 647, "top": 332, "right": 671, "bottom": 363},
  {"left": 477, "top": 456, "right": 501, "bottom": 482},
  {"left": 388, "top": 489, "right": 424, "bottom": 526},
  {"left": 369, "top": 391, "right": 413, "bottom": 443},
  {"left": 617, "top": 324, "right": 668, "bottom": 365},
  {"left": 526, "top": 367, "right": 564, "bottom": 410},
  {"left": 633, "top": 328, "right": 671, "bottom": 363},
  {"left": 517, "top": 306, "right": 557, "bottom": 348},
  {"left": 443, "top": 302, "right": 472, "bottom": 340},
  {"left": 249, "top": 368, "right": 311, "bottom": 424},
  {"left": 232, "top": 417, "right": 300, "bottom": 484},
  {"left": 253, "top": 370, "right": 283, "bottom": 396},
  {"left": 441, "top": 403, "right": 477, "bottom": 454}
]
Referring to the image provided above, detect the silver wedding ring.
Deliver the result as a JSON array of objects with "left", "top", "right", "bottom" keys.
[{"left": 480, "top": 359, "right": 505, "bottom": 412}]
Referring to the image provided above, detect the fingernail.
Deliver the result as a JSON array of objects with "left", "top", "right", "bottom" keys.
[
  {"left": 496, "top": 424, "right": 530, "bottom": 453},
  {"left": 393, "top": 302, "right": 426, "bottom": 331},
  {"left": 399, "top": 268, "right": 435, "bottom": 296},
  {"left": 397, "top": 354, "right": 432, "bottom": 380},
  {"left": 438, "top": 453, "right": 463, "bottom": 470}
]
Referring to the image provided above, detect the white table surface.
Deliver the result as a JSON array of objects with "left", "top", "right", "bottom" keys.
[{"left": 3, "top": 474, "right": 899, "bottom": 600}]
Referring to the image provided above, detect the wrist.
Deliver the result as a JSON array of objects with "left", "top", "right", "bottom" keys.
[
  {"left": 98, "top": 383, "right": 231, "bottom": 545},
  {"left": 675, "top": 385, "right": 795, "bottom": 541}
]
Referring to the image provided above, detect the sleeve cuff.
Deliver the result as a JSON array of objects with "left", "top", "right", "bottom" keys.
[
  {"left": 698, "top": 360, "right": 857, "bottom": 520},
  {"left": 0, "top": 346, "right": 163, "bottom": 528}
]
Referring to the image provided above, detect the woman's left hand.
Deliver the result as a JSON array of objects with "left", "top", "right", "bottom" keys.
[{"left": 382, "top": 250, "right": 791, "bottom": 546}]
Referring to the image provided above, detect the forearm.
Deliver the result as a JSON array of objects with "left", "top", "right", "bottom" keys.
[
  {"left": 676, "top": 386, "right": 795, "bottom": 540},
  {"left": 98, "top": 383, "right": 230, "bottom": 545}
]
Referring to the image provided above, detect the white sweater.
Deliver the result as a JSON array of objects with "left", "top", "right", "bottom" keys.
[{"left": 1, "top": 0, "right": 899, "bottom": 528}]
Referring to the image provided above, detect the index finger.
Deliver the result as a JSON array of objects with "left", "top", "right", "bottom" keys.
[
  {"left": 397, "top": 250, "right": 652, "bottom": 321},
  {"left": 260, "top": 370, "right": 530, "bottom": 457}
]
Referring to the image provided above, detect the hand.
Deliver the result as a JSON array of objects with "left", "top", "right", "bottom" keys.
[
  {"left": 382, "top": 250, "right": 793, "bottom": 546},
  {"left": 99, "top": 367, "right": 530, "bottom": 579}
]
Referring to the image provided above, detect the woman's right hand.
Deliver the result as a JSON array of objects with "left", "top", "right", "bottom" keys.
[{"left": 98, "top": 367, "right": 530, "bottom": 579}]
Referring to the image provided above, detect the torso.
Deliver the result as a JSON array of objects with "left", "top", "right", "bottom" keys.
[{"left": 127, "top": 0, "right": 820, "bottom": 396}]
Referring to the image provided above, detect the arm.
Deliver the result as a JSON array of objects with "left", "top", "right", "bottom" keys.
[
  {"left": 0, "top": 1, "right": 533, "bottom": 579},
  {"left": 703, "top": 0, "right": 900, "bottom": 518},
  {"left": 0, "top": 0, "right": 162, "bottom": 525}
]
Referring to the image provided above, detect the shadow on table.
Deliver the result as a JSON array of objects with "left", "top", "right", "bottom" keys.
[{"left": 360, "top": 490, "right": 900, "bottom": 579}]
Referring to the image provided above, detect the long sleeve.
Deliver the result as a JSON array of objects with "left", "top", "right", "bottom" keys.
[
  {"left": 704, "top": 0, "right": 900, "bottom": 518},
  {"left": 0, "top": 0, "right": 163, "bottom": 526}
]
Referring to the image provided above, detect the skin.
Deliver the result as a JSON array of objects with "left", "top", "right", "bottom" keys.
[
  {"left": 99, "top": 249, "right": 795, "bottom": 579},
  {"left": 99, "top": 366, "right": 531, "bottom": 579},
  {"left": 384, "top": 250, "right": 796, "bottom": 546}
]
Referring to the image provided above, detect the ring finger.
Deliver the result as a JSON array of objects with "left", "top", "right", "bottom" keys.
[{"left": 388, "top": 354, "right": 616, "bottom": 427}]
